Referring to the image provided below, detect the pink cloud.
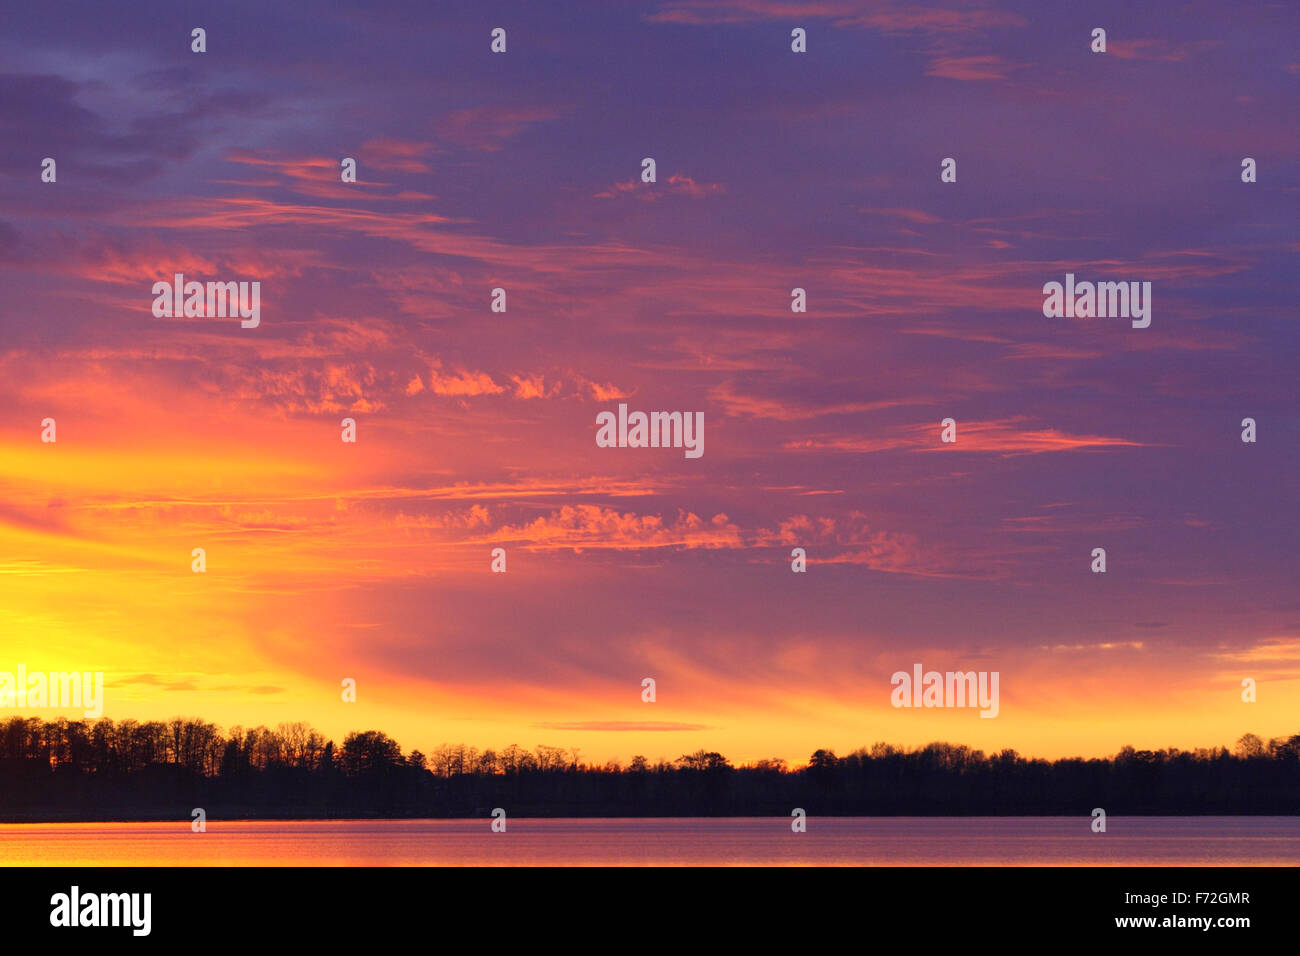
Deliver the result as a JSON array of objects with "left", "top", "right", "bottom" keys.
[
  {"left": 595, "top": 175, "right": 725, "bottom": 201},
  {"left": 362, "top": 137, "right": 438, "bottom": 172},
  {"left": 439, "top": 104, "right": 568, "bottom": 151},
  {"left": 1108, "top": 38, "right": 1220, "bottom": 62},
  {"left": 925, "top": 54, "right": 1018, "bottom": 81},
  {"left": 649, "top": 1, "right": 1025, "bottom": 34}
]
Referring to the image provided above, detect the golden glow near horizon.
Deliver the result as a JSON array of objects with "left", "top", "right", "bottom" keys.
[{"left": 3, "top": 402, "right": 1296, "bottom": 766}]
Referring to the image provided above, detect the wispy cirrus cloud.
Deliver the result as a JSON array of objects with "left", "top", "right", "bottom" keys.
[{"left": 785, "top": 418, "right": 1148, "bottom": 456}]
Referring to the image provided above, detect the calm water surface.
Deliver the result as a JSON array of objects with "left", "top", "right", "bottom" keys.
[{"left": 1, "top": 817, "right": 1295, "bottom": 866}]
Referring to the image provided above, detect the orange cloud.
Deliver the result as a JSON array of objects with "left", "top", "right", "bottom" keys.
[
  {"left": 429, "top": 367, "right": 505, "bottom": 396},
  {"left": 488, "top": 505, "right": 744, "bottom": 552},
  {"left": 509, "top": 374, "right": 559, "bottom": 399}
]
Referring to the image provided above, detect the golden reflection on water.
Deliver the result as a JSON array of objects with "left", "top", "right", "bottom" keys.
[{"left": 1, "top": 817, "right": 1296, "bottom": 867}]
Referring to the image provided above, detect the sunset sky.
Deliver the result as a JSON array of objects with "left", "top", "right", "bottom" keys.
[{"left": 1, "top": 0, "right": 1297, "bottom": 766}]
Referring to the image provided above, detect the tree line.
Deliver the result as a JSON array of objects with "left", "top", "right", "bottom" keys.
[{"left": 1, "top": 716, "right": 1296, "bottom": 819}]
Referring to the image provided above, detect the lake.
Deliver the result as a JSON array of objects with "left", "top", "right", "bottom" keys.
[{"left": 1, "top": 817, "right": 1295, "bottom": 866}]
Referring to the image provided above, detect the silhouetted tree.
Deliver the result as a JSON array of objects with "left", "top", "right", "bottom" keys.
[{"left": 2, "top": 717, "right": 1296, "bottom": 820}]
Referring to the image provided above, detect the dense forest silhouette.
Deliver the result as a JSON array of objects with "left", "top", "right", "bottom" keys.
[{"left": 1, "top": 716, "right": 1296, "bottom": 820}]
